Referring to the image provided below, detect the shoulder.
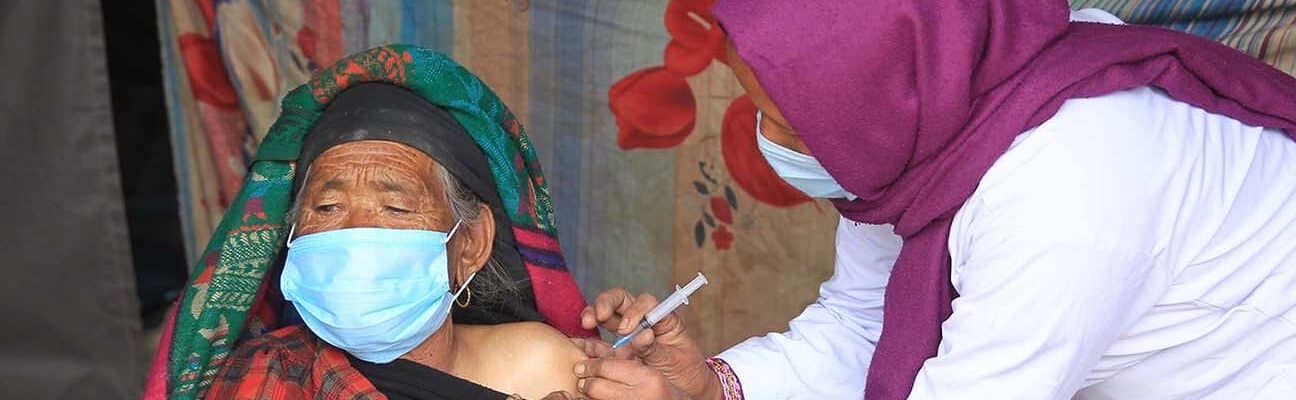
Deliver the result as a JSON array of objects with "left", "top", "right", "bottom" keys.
[
  {"left": 969, "top": 87, "right": 1183, "bottom": 236},
  {"left": 996, "top": 87, "right": 1175, "bottom": 183},
  {"left": 480, "top": 321, "right": 587, "bottom": 365},
  {"left": 949, "top": 89, "right": 1186, "bottom": 272},
  {"left": 471, "top": 322, "right": 587, "bottom": 395}
]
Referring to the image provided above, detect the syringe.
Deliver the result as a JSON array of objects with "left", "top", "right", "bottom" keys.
[{"left": 610, "top": 272, "right": 709, "bottom": 349}]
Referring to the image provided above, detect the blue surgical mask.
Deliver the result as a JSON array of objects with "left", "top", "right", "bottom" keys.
[
  {"left": 280, "top": 222, "right": 472, "bottom": 363},
  {"left": 755, "top": 112, "right": 859, "bottom": 200}
]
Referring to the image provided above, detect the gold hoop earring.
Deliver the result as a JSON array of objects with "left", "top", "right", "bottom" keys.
[{"left": 456, "top": 285, "right": 472, "bottom": 307}]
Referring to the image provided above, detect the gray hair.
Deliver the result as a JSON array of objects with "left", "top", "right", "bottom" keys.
[
  {"left": 284, "top": 164, "right": 518, "bottom": 307},
  {"left": 436, "top": 165, "right": 519, "bottom": 308}
]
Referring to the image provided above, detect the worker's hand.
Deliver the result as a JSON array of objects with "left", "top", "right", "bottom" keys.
[
  {"left": 573, "top": 358, "right": 688, "bottom": 400},
  {"left": 579, "top": 288, "right": 721, "bottom": 400},
  {"left": 539, "top": 391, "right": 576, "bottom": 400}
]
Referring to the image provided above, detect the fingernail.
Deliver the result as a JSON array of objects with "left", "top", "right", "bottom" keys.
[
  {"left": 577, "top": 378, "right": 587, "bottom": 390},
  {"left": 573, "top": 363, "right": 586, "bottom": 376}
]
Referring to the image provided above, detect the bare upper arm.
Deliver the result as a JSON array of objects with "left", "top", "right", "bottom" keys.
[{"left": 476, "top": 322, "right": 588, "bottom": 399}]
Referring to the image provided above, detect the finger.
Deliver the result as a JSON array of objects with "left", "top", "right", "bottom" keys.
[
  {"left": 569, "top": 337, "right": 596, "bottom": 358},
  {"left": 577, "top": 377, "right": 633, "bottom": 400},
  {"left": 575, "top": 359, "right": 655, "bottom": 383},
  {"left": 569, "top": 337, "right": 613, "bottom": 359},
  {"left": 628, "top": 326, "right": 656, "bottom": 353},
  {"left": 632, "top": 313, "right": 685, "bottom": 360},
  {"left": 580, "top": 305, "right": 596, "bottom": 330},
  {"left": 616, "top": 293, "right": 660, "bottom": 335},
  {"left": 540, "top": 391, "right": 575, "bottom": 400},
  {"left": 592, "top": 289, "right": 637, "bottom": 331},
  {"left": 608, "top": 342, "right": 637, "bottom": 360}
]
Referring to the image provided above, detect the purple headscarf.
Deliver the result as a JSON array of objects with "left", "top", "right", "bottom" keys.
[{"left": 713, "top": 0, "right": 1296, "bottom": 398}]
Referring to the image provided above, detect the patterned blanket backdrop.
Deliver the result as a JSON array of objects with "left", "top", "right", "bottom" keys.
[{"left": 157, "top": 0, "right": 1296, "bottom": 356}]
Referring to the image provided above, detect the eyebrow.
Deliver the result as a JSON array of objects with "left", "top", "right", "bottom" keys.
[
  {"left": 369, "top": 177, "right": 411, "bottom": 193},
  {"left": 321, "top": 179, "right": 347, "bottom": 191},
  {"left": 316, "top": 176, "right": 415, "bottom": 194}
]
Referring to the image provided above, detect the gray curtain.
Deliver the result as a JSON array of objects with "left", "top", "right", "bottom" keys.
[{"left": 0, "top": 0, "right": 141, "bottom": 398}]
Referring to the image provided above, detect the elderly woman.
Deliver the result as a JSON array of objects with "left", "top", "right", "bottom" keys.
[{"left": 146, "top": 46, "right": 592, "bottom": 400}]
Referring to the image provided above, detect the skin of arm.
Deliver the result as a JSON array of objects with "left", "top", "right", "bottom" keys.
[{"left": 459, "top": 321, "right": 589, "bottom": 399}]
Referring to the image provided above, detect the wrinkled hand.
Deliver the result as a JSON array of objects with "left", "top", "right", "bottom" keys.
[
  {"left": 579, "top": 288, "right": 720, "bottom": 400},
  {"left": 539, "top": 391, "right": 576, "bottom": 400},
  {"left": 573, "top": 358, "right": 688, "bottom": 400}
]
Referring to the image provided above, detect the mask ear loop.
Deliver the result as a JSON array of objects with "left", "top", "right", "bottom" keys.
[
  {"left": 754, "top": 111, "right": 766, "bottom": 157},
  {"left": 442, "top": 220, "right": 463, "bottom": 243},
  {"left": 444, "top": 219, "right": 471, "bottom": 306},
  {"left": 285, "top": 164, "right": 313, "bottom": 248},
  {"left": 453, "top": 271, "right": 476, "bottom": 307}
]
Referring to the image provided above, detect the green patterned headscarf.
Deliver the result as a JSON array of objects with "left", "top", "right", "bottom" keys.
[{"left": 144, "top": 45, "right": 593, "bottom": 400}]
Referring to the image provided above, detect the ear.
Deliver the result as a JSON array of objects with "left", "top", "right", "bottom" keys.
[{"left": 452, "top": 203, "right": 495, "bottom": 288}]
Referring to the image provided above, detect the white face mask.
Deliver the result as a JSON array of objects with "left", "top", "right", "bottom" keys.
[{"left": 755, "top": 111, "right": 858, "bottom": 200}]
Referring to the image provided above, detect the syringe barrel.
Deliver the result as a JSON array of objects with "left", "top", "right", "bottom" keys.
[{"left": 645, "top": 273, "right": 708, "bottom": 324}]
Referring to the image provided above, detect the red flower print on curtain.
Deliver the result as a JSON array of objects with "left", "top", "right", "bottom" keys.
[
  {"left": 609, "top": 0, "right": 810, "bottom": 208},
  {"left": 663, "top": 0, "right": 726, "bottom": 75},
  {"left": 609, "top": 67, "right": 697, "bottom": 149},
  {"left": 721, "top": 96, "right": 812, "bottom": 207},
  {"left": 177, "top": 31, "right": 249, "bottom": 208}
]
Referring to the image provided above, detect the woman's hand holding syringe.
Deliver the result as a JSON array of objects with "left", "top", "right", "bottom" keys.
[{"left": 571, "top": 273, "right": 724, "bottom": 400}]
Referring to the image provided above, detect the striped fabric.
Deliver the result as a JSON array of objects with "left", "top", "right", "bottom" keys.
[{"left": 1072, "top": 0, "right": 1296, "bottom": 74}]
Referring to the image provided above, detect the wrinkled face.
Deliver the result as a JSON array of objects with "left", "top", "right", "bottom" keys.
[
  {"left": 725, "top": 40, "right": 812, "bottom": 155},
  {"left": 296, "top": 140, "right": 452, "bottom": 234},
  {"left": 293, "top": 140, "right": 494, "bottom": 282}
]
